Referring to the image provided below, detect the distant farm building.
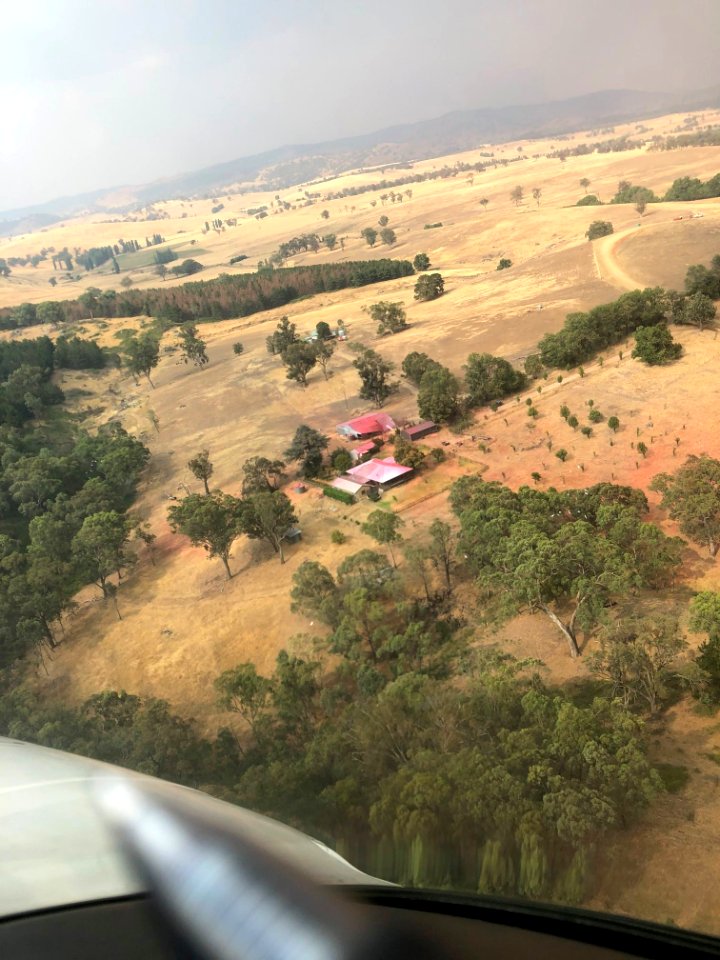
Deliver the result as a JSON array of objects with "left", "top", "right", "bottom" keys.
[
  {"left": 350, "top": 440, "right": 378, "bottom": 462},
  {"left": 336, "top": 413, "right": 397, "bottom": 440},
  {"left": 346, "top": 456, "right": 413, "bottom": 491},
  {"left": 401, "top": 420, "right": 438, "bottom": 441}
]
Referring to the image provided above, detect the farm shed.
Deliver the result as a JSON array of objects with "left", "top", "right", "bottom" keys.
[
  {"left": 401, "top": 421, "right": 438, "bottom": 441},
  {"left": 350, "top": 440, "right": 377, "bottom": 461},
  {"left": 336, "top": 412, "right": 397, "bottom": 440}
]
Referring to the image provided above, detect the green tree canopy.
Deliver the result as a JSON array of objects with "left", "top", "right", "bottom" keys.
[
  {"left": 401, "top": 351, "right": 439, "bottom": 386},
  {"left": 168, "top": 492, "right": 245, "bottom": 578},
  {"left": 417, "top": 364, "right": 460, "bottom": 423},
  {"left": 369, "top": 301, "right": 408, "bottom": 337},
  {"left": 71, "top": 510, "right": 133, "bottom": 599},
  {"left": 282, "top": 341, "right": 317, "bottom": 386},
  {"left": 586, "top": 221, "right": 614, "bottom": 241},
  {"left": 124, "top": 333, "right": 160, "bottom": 386},
  {"left": 464, "top": 353, "right": 526, "bottom": 407},
  {"left": 362, "top": 510, "right": 405, "bottom": 567},
  {"left": 451, "top": 479, "right": 681, "bottom": 657},
  {"left": 178, "top": 324, "right": 209, "bottom": 368},
  {"left": 651, "top": 455, "right": 720, "bottom": 556},
  {"left": 632, "top": 324, "right": 682, "bottom": 365},
  {"left": 353, "top": 349, "right": 396, "bottom": 407},
  {"left": 284, "top": 425, "right": 329, "bottom": 478},
  {"left": 240, "top": 491, "right": 298, "bottom": 563},
  {"left": 188, "top": 449, "right": 214, "bottom": 494},
  {"left": 241, "top": 456, "right": 286, "bottom": 496},
  {"left": 413, "top": 273, "right": 444, "bottom": 301},
  {"left": 266, "top": 316, "right": 298, "bottom": 356}
]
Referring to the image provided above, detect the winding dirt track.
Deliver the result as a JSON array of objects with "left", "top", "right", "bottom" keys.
[{"left": 592, "top": 227, "right": 646, "bottom": 291}]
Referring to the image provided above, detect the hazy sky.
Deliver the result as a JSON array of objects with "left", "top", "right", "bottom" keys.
[{"left": 2, "top": 0, "right": 720, "bottom": 211}]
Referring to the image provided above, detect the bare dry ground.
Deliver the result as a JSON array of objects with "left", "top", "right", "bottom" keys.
[{"left": 4, "top": 107, "right": 720, "bottom": 930}]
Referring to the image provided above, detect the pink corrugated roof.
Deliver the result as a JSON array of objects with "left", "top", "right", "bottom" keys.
[
  {"left": 338, "top": 413, "right": 396, "bottom": 435},
  {"left": 347, "top": 457, "right": 413, "bottom": 484},
  {"left": 352, "top": 440, "right": 377, "bottom": 457}
]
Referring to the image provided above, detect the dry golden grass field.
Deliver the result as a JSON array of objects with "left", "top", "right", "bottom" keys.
[{"left": 4, "top": 107, "right": 720, "bottom": 930}]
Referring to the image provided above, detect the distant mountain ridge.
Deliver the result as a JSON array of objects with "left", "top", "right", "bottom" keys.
[{"left": 3, "top": 84, "right": 720, "bottom": 230}]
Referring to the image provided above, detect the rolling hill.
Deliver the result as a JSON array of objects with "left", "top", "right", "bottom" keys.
[{"left": 3, "top": 84, "right": 720, "bottom": 231}]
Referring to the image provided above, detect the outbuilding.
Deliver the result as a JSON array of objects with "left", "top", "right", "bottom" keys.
[
  {"left": 336, "top": 412, "right": 397, "bottom": 440},
  {"left": 401, "top": 420, "right": 438, "bottom": 441},
  {"left": 350, "top": 440, "right": 378, "bottom": 462}
]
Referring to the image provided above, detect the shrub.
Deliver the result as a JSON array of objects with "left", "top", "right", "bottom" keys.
[
  {"left": 527, "top": 406, "right": 539, "bottom": 418},
  {"left": 608, "top": 415, "right": 620, "bottom": 432},
  {"left": 431, "top": 447, "right": 446, "bottom": 463},
  {"left": 497, "top": 258, "right": 512, "bottom": 271},
  {"left": 424, "top": 222, "right": 443, "bottom": 230},
  {"left": 232, "top": 342, "right": 244, "bottom": 355},
  {"left": 568, "top": 414, "right": 579, "bottom": 429},
  {"left": 414, "top": 273, "right": 444, "bottom": 301},
  {"left": 588, "top": 408, "right": 603, "bottom": 423},
  {"left": 581, "top": 425, "right": 593, "bottom": 437},
  {"left": 331, "top": 529, "right": 347, "bottom": 544},
  {"left": 586, "top": 221, "right": 614, "bottom": 241},
  {"left": 330, "top": 448, "right": 353, "bottom": 474},
  {"left": 632, "top": 325, "right": 682, "bottom": 365},
  {"left": 321, "top": 484, "right": 355, "bottom": 504},
  {"left": 555, "top": 448, "right": 569, "bottom": 461},
  {"left": 560, "top": 404, "right": 570, "bottom": 420},
  {"left": 576, "top": 195, "right": 602, "bottom": 206}
]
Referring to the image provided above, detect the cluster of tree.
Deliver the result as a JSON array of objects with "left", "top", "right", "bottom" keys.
[
  {"left": 4, "top": 467, "right": 708, "bottom": 898},
  {"left": 0, "top": 335, "right": 105, "bottom": 420},
  {"left": 265, "top": 317, "right": 335, "bottom": 386},
  {"left": 0, "top": 260, "right": 416, "bottom": 329},
  {"left": 115, "top": 239, "right": 143, "bottom": 255},
  {"left": 170, "top": 451, "right": 298, "bottom": 572},
  {"left": 401, "top": 350, "right": 527, "bottom": 422},
  {"left": 664, "top": 173, "right": 720, "bottom": 202},
  {"left": 684, "top": 253, "right": 720, "bottom": 300},
  {"left": 2, "top": 246, "right": 57, "bottom": 271},
  {"left": 154, "top": 248, "right": 178, "bottom": 266},
  {"left": 169, "top": 259, "right": 203, "bottom": 278},
  {"left": 51, "top": 249, "right": 74, "bottom": 271},
  {"left": 207, "top": 529, "right": 662, "bottom": 898},
  {"left": 607, "top": 173, "right": 720, "bottom": 205},
  {"left": 610, "top": 182, "right": 659, "bottom": 205},
  {"left": 0, "top": 420, "right": 149, "bottom": 664},
  {"left": 54, "top": 336, "right": 106, "bottom": 370},
  {"left": 322, "top": 159, "right": 491, "bottom": 202},
  {"left": 266, "top": 233, "right": 336, "bottom": 266},
  {"left": 547, "top": 135, "right": 642, "bottom": 161},
  {"left": 649, "top": 127, "right": 720, "bottom": 151},
  {"left": 75, "top": 247, "right": 116, "bottom": 272},
  {"left": 651, "top": 455, "right": 720, "bottom": 557},
  {"left": 538, "top": 288, "right": 669, "bottom": 369},
  {"left": 451, "top": 478, "right": 683, "bottom": 657}
]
